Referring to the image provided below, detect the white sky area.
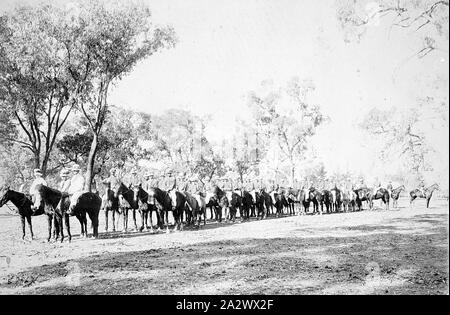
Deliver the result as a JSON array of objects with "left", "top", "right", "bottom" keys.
[{"left": 1, "top": 0, "right": 449, "bottom": 183}]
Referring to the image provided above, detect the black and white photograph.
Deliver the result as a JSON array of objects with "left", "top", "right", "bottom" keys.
[{"left": 0, "top": 0, "right": 448, "bottom": 297}]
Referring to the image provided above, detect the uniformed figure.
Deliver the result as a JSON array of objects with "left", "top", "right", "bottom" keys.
[
  {"left": 105, "top": 169, "right": 120, "bottom": 196},
  {"left": 67, "top": 164, "right": 85, "bottom": 206},
  {"left": 163, "top": 170, "right": 176, "bottom": 191},
  {"left": 128, "top": 168, "right": 141, "bottom": 187},
  {"left": 418, "top": 181, "right": 426, "bottom": 196},
  {"left": 143, "top": 172, "right": 156, "bottom": 191},
  {"left": 386, "top": 181, "right": 393, "bottom": 196},
  {"left": 29, "top": 169, "right": 47, "bottom": 197},
  {"left": 58, "top": 169, "right": 71, "bottom": 192}
]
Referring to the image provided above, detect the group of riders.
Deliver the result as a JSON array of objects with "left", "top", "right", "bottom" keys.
[
  {"left": 25, "top": 164, "right": 429, "bottom": 217},
  {"left": 1, "top": 163, "right": 437, "bottom": 242}
]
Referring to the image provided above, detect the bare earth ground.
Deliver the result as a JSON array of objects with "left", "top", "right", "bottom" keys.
[{"left": 0, "top": 197, "right": 448, "bottom": 295}]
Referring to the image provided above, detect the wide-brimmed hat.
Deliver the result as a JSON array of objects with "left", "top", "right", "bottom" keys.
[{"left": 70, "top": 164, "right": 81, "bottom": 172}]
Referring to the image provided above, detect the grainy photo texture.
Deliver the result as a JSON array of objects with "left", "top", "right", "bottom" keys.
[{"left": 0, "top": 0, "right": 448, "bottom": 296}]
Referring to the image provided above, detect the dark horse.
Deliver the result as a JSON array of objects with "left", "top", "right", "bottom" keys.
[
  {"left": 132, "top": 185, "right": 154, "bottom": 232},
  {"left": 391, "top": 185, "right": 405, "bottom": 209},
  {"left": 0, "top": 187, "right": 42, "bottom": 240},
  {"left": 354, "top": 188, "right": 374, "bottom": 211},
  {"left": 147, "top": 187, "right": 173, "bottom": 231},
  {"left": 211, "top": 186, "right": 229, "bottom": 223},
  {"left": 410, "top": 184, "right": 439, "bottom": 209},
  {"left": 260, "top": 189, "right": 274, "bottom": 217},
  {"left": 184, "top": 192, "right": 204, "bottom": 228},
  {"left": 310, "top": 189, "right": 323, "bottom": 215},
  {"left": 239, "top": 190, "right": 254, "bottom": 221},
  {"left": 168, "top": 189, "right": 187, "bottom": 231},
  {"left": 322, "top": 190, "right": 333, "bottom": 213},
  {"left": 372, "top": 188, "right": 390, "bottom": 210},
  {"left": 30, "top": 184, "right": 71, "bottom": 242},
  {"left": 68, "top": 192, "right": 102, "bottom": 238},
  {"left": 297, "top": 188, "right": 310, "bottom": 215},
  {"left": 249, "top": 189, "right": 265, "bottom": 219},
  {"left": 101, "top": 182, "right": 120, "bottom": 232},
  {"left": 115, "top": 183, "right": 138, "bottom": 232}
]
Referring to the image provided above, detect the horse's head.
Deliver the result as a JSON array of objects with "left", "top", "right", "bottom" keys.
[
  {"left": 0, "top": 186, "right": 11, "bottom": 207},
  {"left": 168, "top": 190, "right": 177, "bottom": 209},
  {"left": 30, "top": 184, "right": 45, "bottom": 213},
  {"left": 132, "top": 184, "right": 141, "bottom": 203},
  {"left": 431, "top": 183, "right": 440, "bottom": 191}
]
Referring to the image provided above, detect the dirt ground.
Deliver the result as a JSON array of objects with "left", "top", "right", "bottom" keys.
[{"left": 0, "top": 197, "right": 448, "bottom": 295}]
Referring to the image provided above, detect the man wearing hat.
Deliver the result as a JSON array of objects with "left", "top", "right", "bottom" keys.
[
  {"left": 128, "top": 168, "right": 141, "bottom": 188},
  {"left": 58, "top": 169, "right": 71, "bottom": 192},
  {"left": 29, "top": 168, "right": 47, "bottom": 197},
  {"left": 67, "top": 164, "right": 85, "bottom": 210},
  {"left": 162, "top": 170, "right": 176, "bottom": 192}
]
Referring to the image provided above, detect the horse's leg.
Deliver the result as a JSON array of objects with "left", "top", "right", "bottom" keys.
[
  {"left": 132, "top": 209, "right": 138, "bottom": 231},
  {"left": 26, "top": 215, "right": 34, "bottom": 240},
  {"left": 165, "top": 210, "right": 170, "bottom": 233},
  {"left": 20, "top": 215, "right": 26, "bottom": 240},
  {"left": 105, "top": 209, "right": 109, "bottom": 232},
  {"left": 65, "top": 213, "right": 71, "bottom": 242},
  {"left": 426, "top": 197, "right": 431, "bottom": 208},
  {"left": 139, "top": 210, "right": 144, "bottom": 232},
  {"left": 47, "top": 214, "right": 52, "bottom": 242},
  {"left": 58, "top": 214, "right": 65, "bottom": 243}
]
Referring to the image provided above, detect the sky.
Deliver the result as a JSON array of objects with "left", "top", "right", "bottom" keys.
[{"left": 1, "top": 0, "right": 449, "bottom": 184}]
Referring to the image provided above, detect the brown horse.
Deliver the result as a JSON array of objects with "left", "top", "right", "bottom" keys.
[
  {"left": 391, "top": 185, "right": 405, "bottom": 209},
  {"left": 410, "top": 184, "right": 439, "bottom": 208}
]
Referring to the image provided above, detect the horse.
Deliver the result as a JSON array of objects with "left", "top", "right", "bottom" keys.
[
  {"left": 391, "top": 185, "right": 405, "bottom": 209},
  {"left": 341, "top": 189, "right": 357, "bottom": 212},
  {"left": 132, "top": 185, "right": 153, "bottom": 232},
  {"left": 240, "top": 190, "right": 254, "bottom": 221},
  {"left": 193, "top": 192, "right": 207, "bottom": 226},
  {"left": 410, "top": 184, "right": 439, "bottom": 208},
  {"left": 184, "top": 191, "right": 204, "bottom": 228},
  {"left": 0, "top": 187, "right": 41, "bottom": 240},
  {"left": 372, "top": 188, "right": 390, "bottom": 210},
  {"left": 354, "top": 187, "right": 374, "bottom": 211},
  {"left": 309, "top": 189, "right": 323, "bottom": 215},
  {"left": 147, "top": 187, "right": 173, "bottom": 231},
  {"left": 168, "top": 189, "right": 188, "bottom": 231},
  {"left": 30, "top": 184, "right": 72, "bottom": 243},
  {"left": 68, "top": 192, "right": 102, "bottom": 238},
  {"left": 204, "top": 192, "right": 219, "bottom": 221},
  {"left": 322, "top": 190, "right": 333, "bottom": 213},
  {"left": 225, "top": 189, "right": 242, "bottom": 222},
  {"left": 297, "top": 188, "right": 311, "bottom": 215},
  {"left": 330, "top": 186, "right": 342, "bottom": 212},
  {"left": 100, "top": 183, "right": 120, "bottom": 232},
  {"left": 115, "top": 183, "right": 138, "bottom": 232},
  {"left": 249, "top": 189, "right": 265, "bottom": 219},
  {"left": 286, "top": 188, "right": 298, "bottom": 215},
  {"left": 212, "top": 186, "right": 229, "bottom": 223},
  {"left": 260, "top": 189, "right": 274, "bottom": 217}
]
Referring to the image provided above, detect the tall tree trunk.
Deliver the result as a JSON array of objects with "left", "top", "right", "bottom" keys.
[{"left": 85, "top": 132, "right": 99, "bottom": 192}]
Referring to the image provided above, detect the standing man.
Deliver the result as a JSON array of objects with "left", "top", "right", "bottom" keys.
[
  {"left": 67, "top": 164, "right": 85, "bottom": 213},
  {"left": 29, "top": 169, "right": 47, "bottom": 197}
]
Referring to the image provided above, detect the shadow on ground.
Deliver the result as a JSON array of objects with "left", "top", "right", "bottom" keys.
[{"left": 1, "top": 211, "right": 447, "bottom": 295}]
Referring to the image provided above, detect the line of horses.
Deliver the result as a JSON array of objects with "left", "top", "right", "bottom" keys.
[{"left": 0, "top": 182, "right": 440, "bottom": 242}]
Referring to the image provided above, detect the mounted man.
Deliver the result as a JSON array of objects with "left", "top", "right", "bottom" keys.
[
  {"left": 29, "top": 168, "right": 47, "bottom": 198},
  {"left": 67, "top": 164, "right": 85, "bottom": 215}
]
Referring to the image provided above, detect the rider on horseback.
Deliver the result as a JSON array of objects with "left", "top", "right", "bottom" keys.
[
  {"left": 67, "top": 164, "right": 85, "bottom": 214},
  {"left": 29, "top": 168, "right": 47, "bottom": 197}
]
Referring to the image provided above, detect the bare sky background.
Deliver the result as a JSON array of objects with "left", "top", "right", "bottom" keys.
[{"left": 1, "top": 0, "right": 448, "bottom": 183}]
